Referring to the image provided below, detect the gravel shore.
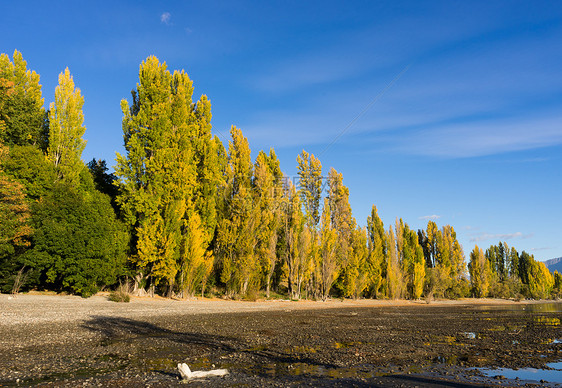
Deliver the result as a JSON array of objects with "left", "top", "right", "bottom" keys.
[
  {"left": 0, "top": 292, "right": 526, "bottom": 326},
  {"left": 1, "top": 294, "right": 561, "bottom": 387}
]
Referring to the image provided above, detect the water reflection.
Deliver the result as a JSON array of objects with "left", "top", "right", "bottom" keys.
[
  {"left": 475, "top": 302, "right": 562, "bottom": 313},
  {"left": 479, "top": 362, "right": 562, "bottom": 384}
]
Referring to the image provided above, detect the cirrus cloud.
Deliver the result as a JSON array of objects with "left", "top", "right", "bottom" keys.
[
  {"left": 469, "top": 232, "right": 534, "bottom": 243},
  {"left": 419, "top": 215, "right": 441, "bottom": 221}
]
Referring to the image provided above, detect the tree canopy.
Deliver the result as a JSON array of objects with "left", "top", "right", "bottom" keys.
[{"left": 0, "top": 51, "right": 557, "bottom": 301}]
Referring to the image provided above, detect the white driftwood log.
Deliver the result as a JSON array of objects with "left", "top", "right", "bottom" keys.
[{"left": 177, "top": 363, "right": 229, "bottom": 380}]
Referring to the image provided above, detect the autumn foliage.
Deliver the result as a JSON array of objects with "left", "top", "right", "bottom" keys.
[{"left": 0, "top": 51, "right": 557, "bottom": 299}]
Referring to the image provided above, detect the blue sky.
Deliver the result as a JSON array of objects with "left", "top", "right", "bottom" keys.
[{"left": 2, "top": 0, "right": 561, "bottom": 261}]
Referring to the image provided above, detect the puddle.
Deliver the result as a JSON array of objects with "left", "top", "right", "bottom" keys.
[
  {"left": 479, "top": 362, "right": 562, "bottom": 384},
  {"left": 461, "top": 332, "right": 476, "bottom": 339},
  {"left": 434, "top": 355, "right": 460, "bottom": 365}
]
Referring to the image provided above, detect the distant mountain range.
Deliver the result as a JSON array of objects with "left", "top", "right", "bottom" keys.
[{"left": 544, "top": 257, "right": 562, "bottom": 274}]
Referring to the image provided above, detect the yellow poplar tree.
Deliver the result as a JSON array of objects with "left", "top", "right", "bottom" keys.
[
  {"left": 327, "top": 168, "right": 355, "bottom": 297},
  {"left": 283, "top": 180, "right": 308, "bottom": 300},
  {"left": 296, "top": 150, "right": 322, "bottom": 298},
  {"left": 469, "top": 245, "right": 490, "bottom": 297},
  {"left": 386, "top": 225, "right": 404, "bottom": 299},
  {"left": 402, "top": 222, "right": 425, "bottom": 299},
  {"left": 179, "top": 212, "right": 213, "bottom": 297},
  {"left": 48, "top": 68, "right": 86, "bottom": 185},
  {"left": 319, "top": 198, "right": 338, "bottom": 301},
  {"left": 217, "top": 126, "right": 259, "bottom": 295},
  {"left": 348, "top": 225, "right": 369, "bottom": 298},
  {"left": 0, "top": 50, "right": 45, "bottom": 146},
  {"left": 254, "top": 150, "right": 282, "bottom": 297},
  {"left": 527, "top": 259, "right": 553, "bottom": 299},
  {"left": 192, "top": 94, "right": 223, "bottom": 246},
  {"left": 115, "top": 57, "right": 197, "bottom": 293}
]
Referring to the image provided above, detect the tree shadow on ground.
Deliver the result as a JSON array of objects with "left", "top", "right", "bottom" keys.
[
  {"left": 81, "top": 315, "right": 339, "bottom": 377},
  {"left": 83, "top": 315, "right": 237, "bottom": 351}
]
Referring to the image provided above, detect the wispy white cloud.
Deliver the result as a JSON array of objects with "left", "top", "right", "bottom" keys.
[
  {"left": 419, "top": 215, "right": 441, "bottom": 221},
  {"left": 251, "top": 55, "right": 370, "bottom": 93},
  {"left": 161, "top": 12, "right": 171, "bottom": 25},
  {"left": 248, "top": 8, "right": 517, "bottom": 95},
  {"left": 243, "top": 98, "right": 562, "bottom": 157},
  {"left": 241, "top": 110, "right": 351, "bottom": 148},
  {"left": 239, "top": 5, "right": 562, "bottom": 158},
  {"left": 392, "top": 114, "right": 562, "bottom": 158},
  {"left": 530, "top": 247, "right": 553, "bottom": 252},
  {"left": 469, "top": 232, "right": 534, "bottom": 243}
]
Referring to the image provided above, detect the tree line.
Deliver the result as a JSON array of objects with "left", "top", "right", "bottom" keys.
[{"left": 1, "top": 51, "right": 560, "bottom": 299}]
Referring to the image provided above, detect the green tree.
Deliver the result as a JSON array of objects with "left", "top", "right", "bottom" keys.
[
  {"left": 25, "top": 176, "right": 127, "bottom": 297},
  {"left": 366, "top": 205, "right": 386, "bottom": 297},
  {"left": 553, "top": 271, "right": 562, "bottom": 298},
  {"left": 0, "top": 145, "right": 55, "bottom": 200},
  {"left": 508, "top": 247, "right": 519, "bottom": 279},
  {"left": 0, "top": 50, "right": 45, "bottom": 146},
  {"left": 426, "top": 220, "right": 439, "bottom": 267},
  {"left": 87, "top": 159, "right": 118, "bottom": 198},
  {"left": 47, "top": 68, "right": 87, "bottom": 185},
  {"left": 115, "top": 56, "right": 198, "bottom": 294}
]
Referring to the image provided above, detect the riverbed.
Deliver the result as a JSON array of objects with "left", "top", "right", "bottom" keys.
[{"left": 1, "top": 294, "right": 560, "bottom": 386}]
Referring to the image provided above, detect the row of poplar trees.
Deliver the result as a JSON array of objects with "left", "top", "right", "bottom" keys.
[{"left": 1, "top": 51, "right": 560, "bottom": 299}]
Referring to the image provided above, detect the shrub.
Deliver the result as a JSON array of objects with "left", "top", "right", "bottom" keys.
[{"left": 108, "top": 282, "right": 130, "bottom": 303}]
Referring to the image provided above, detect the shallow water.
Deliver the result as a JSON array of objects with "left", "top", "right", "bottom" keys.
[
  {"left": 476, "top": 302, "right": 562, "bottom": 313},
  {"left": 479, "top": 362, "right": 562, "bottom": 384}
]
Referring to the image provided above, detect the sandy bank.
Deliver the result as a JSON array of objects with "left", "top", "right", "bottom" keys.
[{"left": 0, "top": 292, "right": 543, "bottom": 327}]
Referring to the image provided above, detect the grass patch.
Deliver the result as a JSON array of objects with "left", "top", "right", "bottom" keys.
[{"left": 108, "top": 282, "right": 130, "bottom": 303}]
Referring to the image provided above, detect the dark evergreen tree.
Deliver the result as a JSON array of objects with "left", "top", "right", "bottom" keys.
[
  {"left": 87, "top": 158, "right": 119, "bottom": 212},
  {"left": 24, "top": 172, "right": 128, "bottom": 297}
]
